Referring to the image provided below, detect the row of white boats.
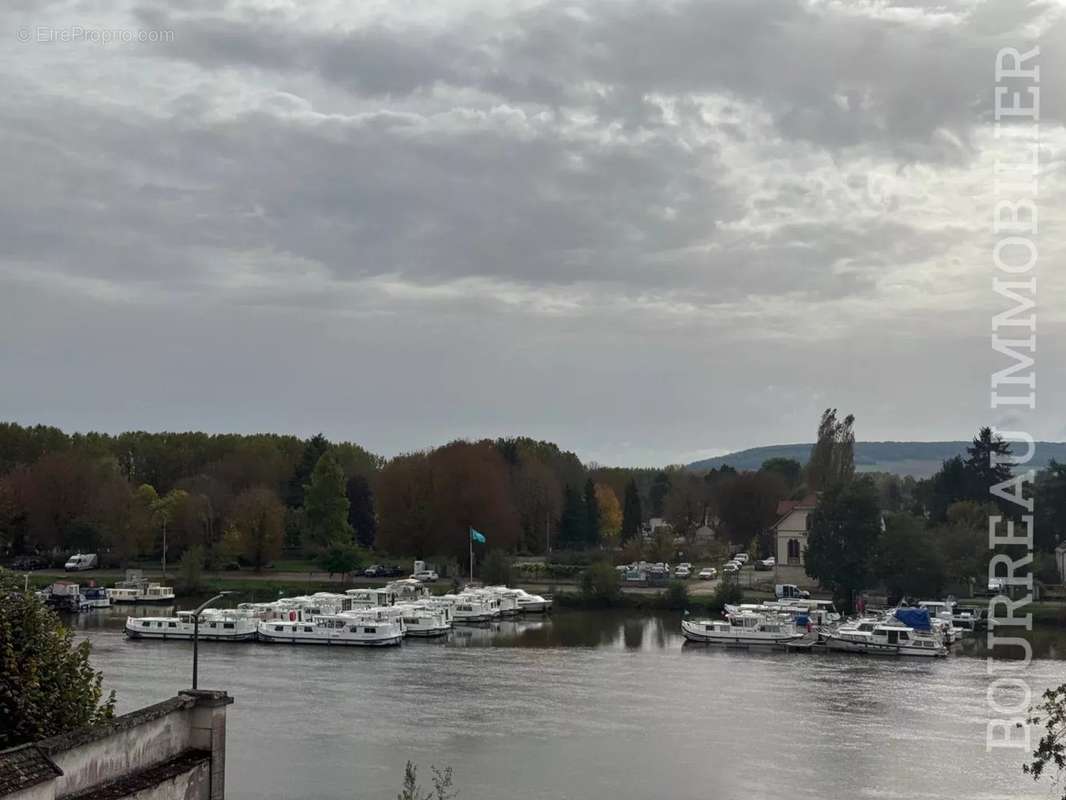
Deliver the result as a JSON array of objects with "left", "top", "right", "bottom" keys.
[
  {"left": 681, "top": 599, "right": 983, "bottom": 657},
  {"left": 124, "top": 580, "right": 552, "bottom": 647}
]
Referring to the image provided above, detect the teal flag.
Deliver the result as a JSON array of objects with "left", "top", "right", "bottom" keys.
[{"left": 469, "top": 527, "right": 486, "bottom": 544}]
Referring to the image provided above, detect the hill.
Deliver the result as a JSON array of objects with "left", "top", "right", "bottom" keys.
[{"left": 688, "top": 441, "right": 1066, "bottom": 478}]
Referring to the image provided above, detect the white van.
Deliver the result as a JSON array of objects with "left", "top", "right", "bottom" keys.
[
  {"left": 64, "top": 553, "right": 98, "bottom": 572},
  {"left": 775, "top": 583, "right": 810, "bottom": 600}
]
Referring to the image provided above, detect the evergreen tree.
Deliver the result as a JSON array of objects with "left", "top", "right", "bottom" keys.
[
  {"left": 649, "top": 471, "right": 671, "bottom": 517},
  {"left": 345, "top": 474, "right": 377, "bottom": 550},
  {"left": 963, "top": 427, "right": 1014, "bottom": 511},
  {"left": 583, "top": 478, "right": 600, "bottom": 547},
  {"left": 558, "top": 484, "right": 586, "bottom": 549},
  {"left": 303, "top": 452, "right": 352, "bottom": 550},
  {"left": 805, "top": 408, "right": 855, "bottom": 490},
  {"left": 621, "top": 479, "right": 643, "bottom": 542},
  {"left": 287, "top": 433, "right": 331, "bottom": 507}
]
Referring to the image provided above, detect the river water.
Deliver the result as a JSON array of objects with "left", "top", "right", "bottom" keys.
[{"left": 74, "top": 609, "right": 1065, "bottom": 800}]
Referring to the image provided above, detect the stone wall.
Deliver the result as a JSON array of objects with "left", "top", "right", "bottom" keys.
[{"left": 0, "top": 691, "right": 232, "bottom": 800}]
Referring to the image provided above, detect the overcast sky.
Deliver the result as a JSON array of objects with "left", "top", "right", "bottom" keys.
[{"left": 1, "top": 0, "right": 1064, "bottom": 467}]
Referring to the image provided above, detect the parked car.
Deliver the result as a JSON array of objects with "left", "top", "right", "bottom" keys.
[
  {"left": 674, "top": 565, "right": 691, "bottom": 579},
  {"left": 733, "top": 553, "right": 750, "bottom": 565},
  {"left": 64, "top": 553, "right": 98, "bottom": 571},
  {"left": 11, "top": 555, "right": 47, "bottom": 571},
  {"left": 724, "top": 559, "right": 741, "bottom": 571},
  {"left": 754, "top": 558, "right": 774, "bottom": 571},
  {"left": 722, "top": 563, "right": 739, "bottom": 575},
  {"left": 698, "top": 567, "right": 717, "bottom": 580},
  {"left": 412, "top": 569, "right": 439, "bottom": 582}
]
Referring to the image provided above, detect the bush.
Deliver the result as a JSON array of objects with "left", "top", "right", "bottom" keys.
[
  {"left": 480, "top": 550, "right": 514, "bottom": 585},
  {"left": 580, "top": 562, "right": 620, "bottom": 604},
  {"left": 176, "top": 545, "right": 205, "bottom": 594},
  {"left": 664, "top": 579, "right": 689, "bottom": 609},
  {"left": 709, "top": 578, "right": 743, "bottom": 612}
]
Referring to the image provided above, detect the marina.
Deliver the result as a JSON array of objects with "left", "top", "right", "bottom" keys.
[{"left": 70, "top": 608, "right": 1066, "bottom": 800}]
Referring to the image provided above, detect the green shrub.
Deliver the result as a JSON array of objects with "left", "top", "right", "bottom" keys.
[
  {"left": 480, "top": 550, "right": 514, "bottom": 585},
  {"left": 580, "top": 562, "right": 620, "bottom": 604},
  {"left": 709, "top": 578, "right": 743, "bottom": 611},
  {"left": 176, "top": 545, "right": 205, "bottom": 594},
  {"left": 664, "top": 579, "right": 689, "bottom": 609}
]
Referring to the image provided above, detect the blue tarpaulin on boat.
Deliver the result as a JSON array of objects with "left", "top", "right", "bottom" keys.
[
  {"left": 895, "top": 608, "right": 932, "bottom": 631},
  {"left": 795, "top": 615, "right": 810, "bottom": 626}
]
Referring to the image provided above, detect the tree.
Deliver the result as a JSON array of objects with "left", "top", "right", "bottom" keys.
[
  {"left": 345, "top": 475, "right": 377, "bottom": 550},
  {"left": 142, "top": 486, "right": 190, "bottom": 574},
  {"left": 480, "top": 549, "right": 514, "bottom": 585},
  {"left": 318, "top": 542, "right": 364, "bottom": 580},
  {"left": 716, "top": 471, "right": 786, "bottom": 548},
  {"left": 227, "top": 487, "right": 285, "bottom": 571},
  {"left": 761, "top": 457, "right": 802, "bottom": 489},
  {"left": 395, "top": 761, "right": 456, "bottom": 800},
  {"left": 804, "top": 477, "right": 881, "bottom": 611},
  {"left": 287, "top": 433, "right": 331, "bottom": 507},
  {"left": 0, "top": 569, "right": 115, "bottom": 747},
  {"left": 920, "top": 456, "right": 969, "bottom": 522},
  {"left": 303, "top": 453, "right": 353, "bottom": 551},
  {"left": 805, "top": 408, "right": 855, "bottom": 491},
  {"left": 512, "top": 457, "right": 562, "bottom": 554},
  {"left": 963, "top": 427, "right": 1013, "bottom": 509},
  {"left": 580, "top": 561, "right": 620, "bottom": 604},
  {"left": 557, "top": 484, "right": 586, "bottom": 549},
  {"left": 595, "top": 484, "right": 622, "bottom": 544},
  {"left": 583, "top": 479, "right": 600, "bottom": 547},
  {"left": 375, "top": 453, "right": 434, "bottom": 557},
  {"left": 176, "top": 544, "right": 205, "bottom": 593},
  {"left": 649, "top": 471, "right": 671, "bottom": 517},
  {"left": 1035, "top": 460, "right": 1066, "bottom": 552},
  {"left": 1024, "top": 684, "right": 1066, "bottom": 798},
  {"left": 621, "top": 479, "right": 642, "bottom": 542},
  {"left": 873, "top": 513, "right": 946, "bottom": 601},
  {"left": 933, "top": 500, "right": 996, "bottom": 587},
  {"left": 664, "top": 474, "right": 707, "bottom": 539}
]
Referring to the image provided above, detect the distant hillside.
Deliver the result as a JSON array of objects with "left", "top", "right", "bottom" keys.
[{"left": 688, "top": 441, "right": 1066, "bottom": 479}]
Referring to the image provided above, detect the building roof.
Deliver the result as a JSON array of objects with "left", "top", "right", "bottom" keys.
[
  {"left": 0, "top": 744, "right": 63, "bottom": 794},
  {"left": 771, "top": 494, "right": 818, "bottom": 530}
]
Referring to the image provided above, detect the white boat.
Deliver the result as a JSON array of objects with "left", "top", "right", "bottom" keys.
[
  {"left": 345, "top": 587, "right": 397, "bottom": 608},
  {"left": 81, "top": 586, "right": 111, "bottom": 609},
  {"left": 391, "top": 603, "right": 452, "bottom": 637},
  {"left": 512, "top": 588, "right": 552, "bottom": 613},
  {"left": 823, "top": 620, "right": 946, "bottom": 657},
  {"left": 107, "top": 581, "right": 176, "bottom": 604},
  {"left": 257, "top": 611, "right": 403, "bottom": 646},
  {"left": 681, "top": 608, "right": 806, "bottom": 647},
  {"left": 125, "top": 609, "right": 258, "bottom": 641},
  {"left": 483, "top": 586, "right": 521, "bottom": 616},
  {"left": 385, "top": 578, "right": 432, "bottom": 602},
  {"left": 438, "top": 593, "right": 496, "bottom": 623}
]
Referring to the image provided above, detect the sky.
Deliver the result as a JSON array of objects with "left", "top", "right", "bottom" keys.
[{"left": 1, "top": 0, "right": 1064, "bottom": 467}]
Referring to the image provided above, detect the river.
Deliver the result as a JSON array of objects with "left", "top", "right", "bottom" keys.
[{"left": 74, "top": 608, "right": 1064, "bottom": 800}]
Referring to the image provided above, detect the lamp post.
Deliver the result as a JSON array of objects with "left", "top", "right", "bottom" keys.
[{"left": 191, "top": 592, "right": 233, "bottom": 690}]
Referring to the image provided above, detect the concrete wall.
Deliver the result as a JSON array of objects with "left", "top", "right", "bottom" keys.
[{"left": 3, "top": 691, "right": 232, "bottom": 800}]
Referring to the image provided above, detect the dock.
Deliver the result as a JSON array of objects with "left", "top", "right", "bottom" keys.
[{"left": 785, "top": 631, "right": 824, "bottom": 651}]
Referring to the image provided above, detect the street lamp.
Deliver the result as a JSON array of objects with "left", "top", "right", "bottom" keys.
[{"left": 191, "top": 591, "right": 233, "bottom": 690}]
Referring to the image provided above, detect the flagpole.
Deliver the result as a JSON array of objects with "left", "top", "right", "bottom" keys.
[{"left": 469, "top": 528, "right": 474, "bottom": 582}]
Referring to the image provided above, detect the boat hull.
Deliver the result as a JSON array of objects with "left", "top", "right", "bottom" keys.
[
  {"left": 681, "top": 622, "right": 803, "bottom": 647},
  {"left": 125, "top": 624, "right": 257, "bottom": 642},
  {"left": 823, "top": 636, "right": 945, "bottom": 657},
  {"left": 257, "top": 629, "right": 402, "bottom": 646},
  {"left": 404, "top": 626, "right": 451, "bottom": 638}
]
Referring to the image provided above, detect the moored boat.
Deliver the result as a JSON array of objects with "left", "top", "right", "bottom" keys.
[
  {"left": 257, "top": 611, "right": 404, "bottom": 646},
  {"left": 823, "top": 609, "right": 946, "bottom": 657},
  {"left": 107, "top": 580, "right": 176, "bottom": 604},
  {"left": 681, "top": 607, "right": 806, "bottom": 647},
  {"left": 125, "top": 609, "right": 258, "bottom": 641}
]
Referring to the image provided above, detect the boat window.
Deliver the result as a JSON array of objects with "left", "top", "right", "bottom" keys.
[
  {"left": 899, "top": 631, "right": 909, "bottom": 641},
  {"left": 274, "top": 625, "right": 284, "bottom": 631},
  {"left": 209, "top": 622, "right": 217, "bottom": 628},
  {"left": 142, "top": 621, "right": 151, "bottom": 627},
  {"left": 167, "top": 622, "right": 177, "bottom": 628},
  {"left": 364, "top": 627, "right": 376, "bottom": 633},
  {"left": 223, "top": 623, "right": 234, "bottom": 629}
]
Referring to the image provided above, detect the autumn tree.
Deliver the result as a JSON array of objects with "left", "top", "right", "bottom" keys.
[
  {"left": 375, "top": 453, "right": 435, "bottom": 557},
  {"left": 595, "top": 484, "right": 622, "bottom": 544},
  {"left": 227, "top": 486, "right": 285, "bottom": 571},
  {"left": 303, "top": 452, "right": 353, "bottom": 551},
  {"left": 0, "top": 569, "right": 115, "bottom": 748},
  {"left": 664, "top": 473, "right": 707, "bottom": 539},
  {"left": 513, "top": 457, "right": 562, "bottom": 554}
]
